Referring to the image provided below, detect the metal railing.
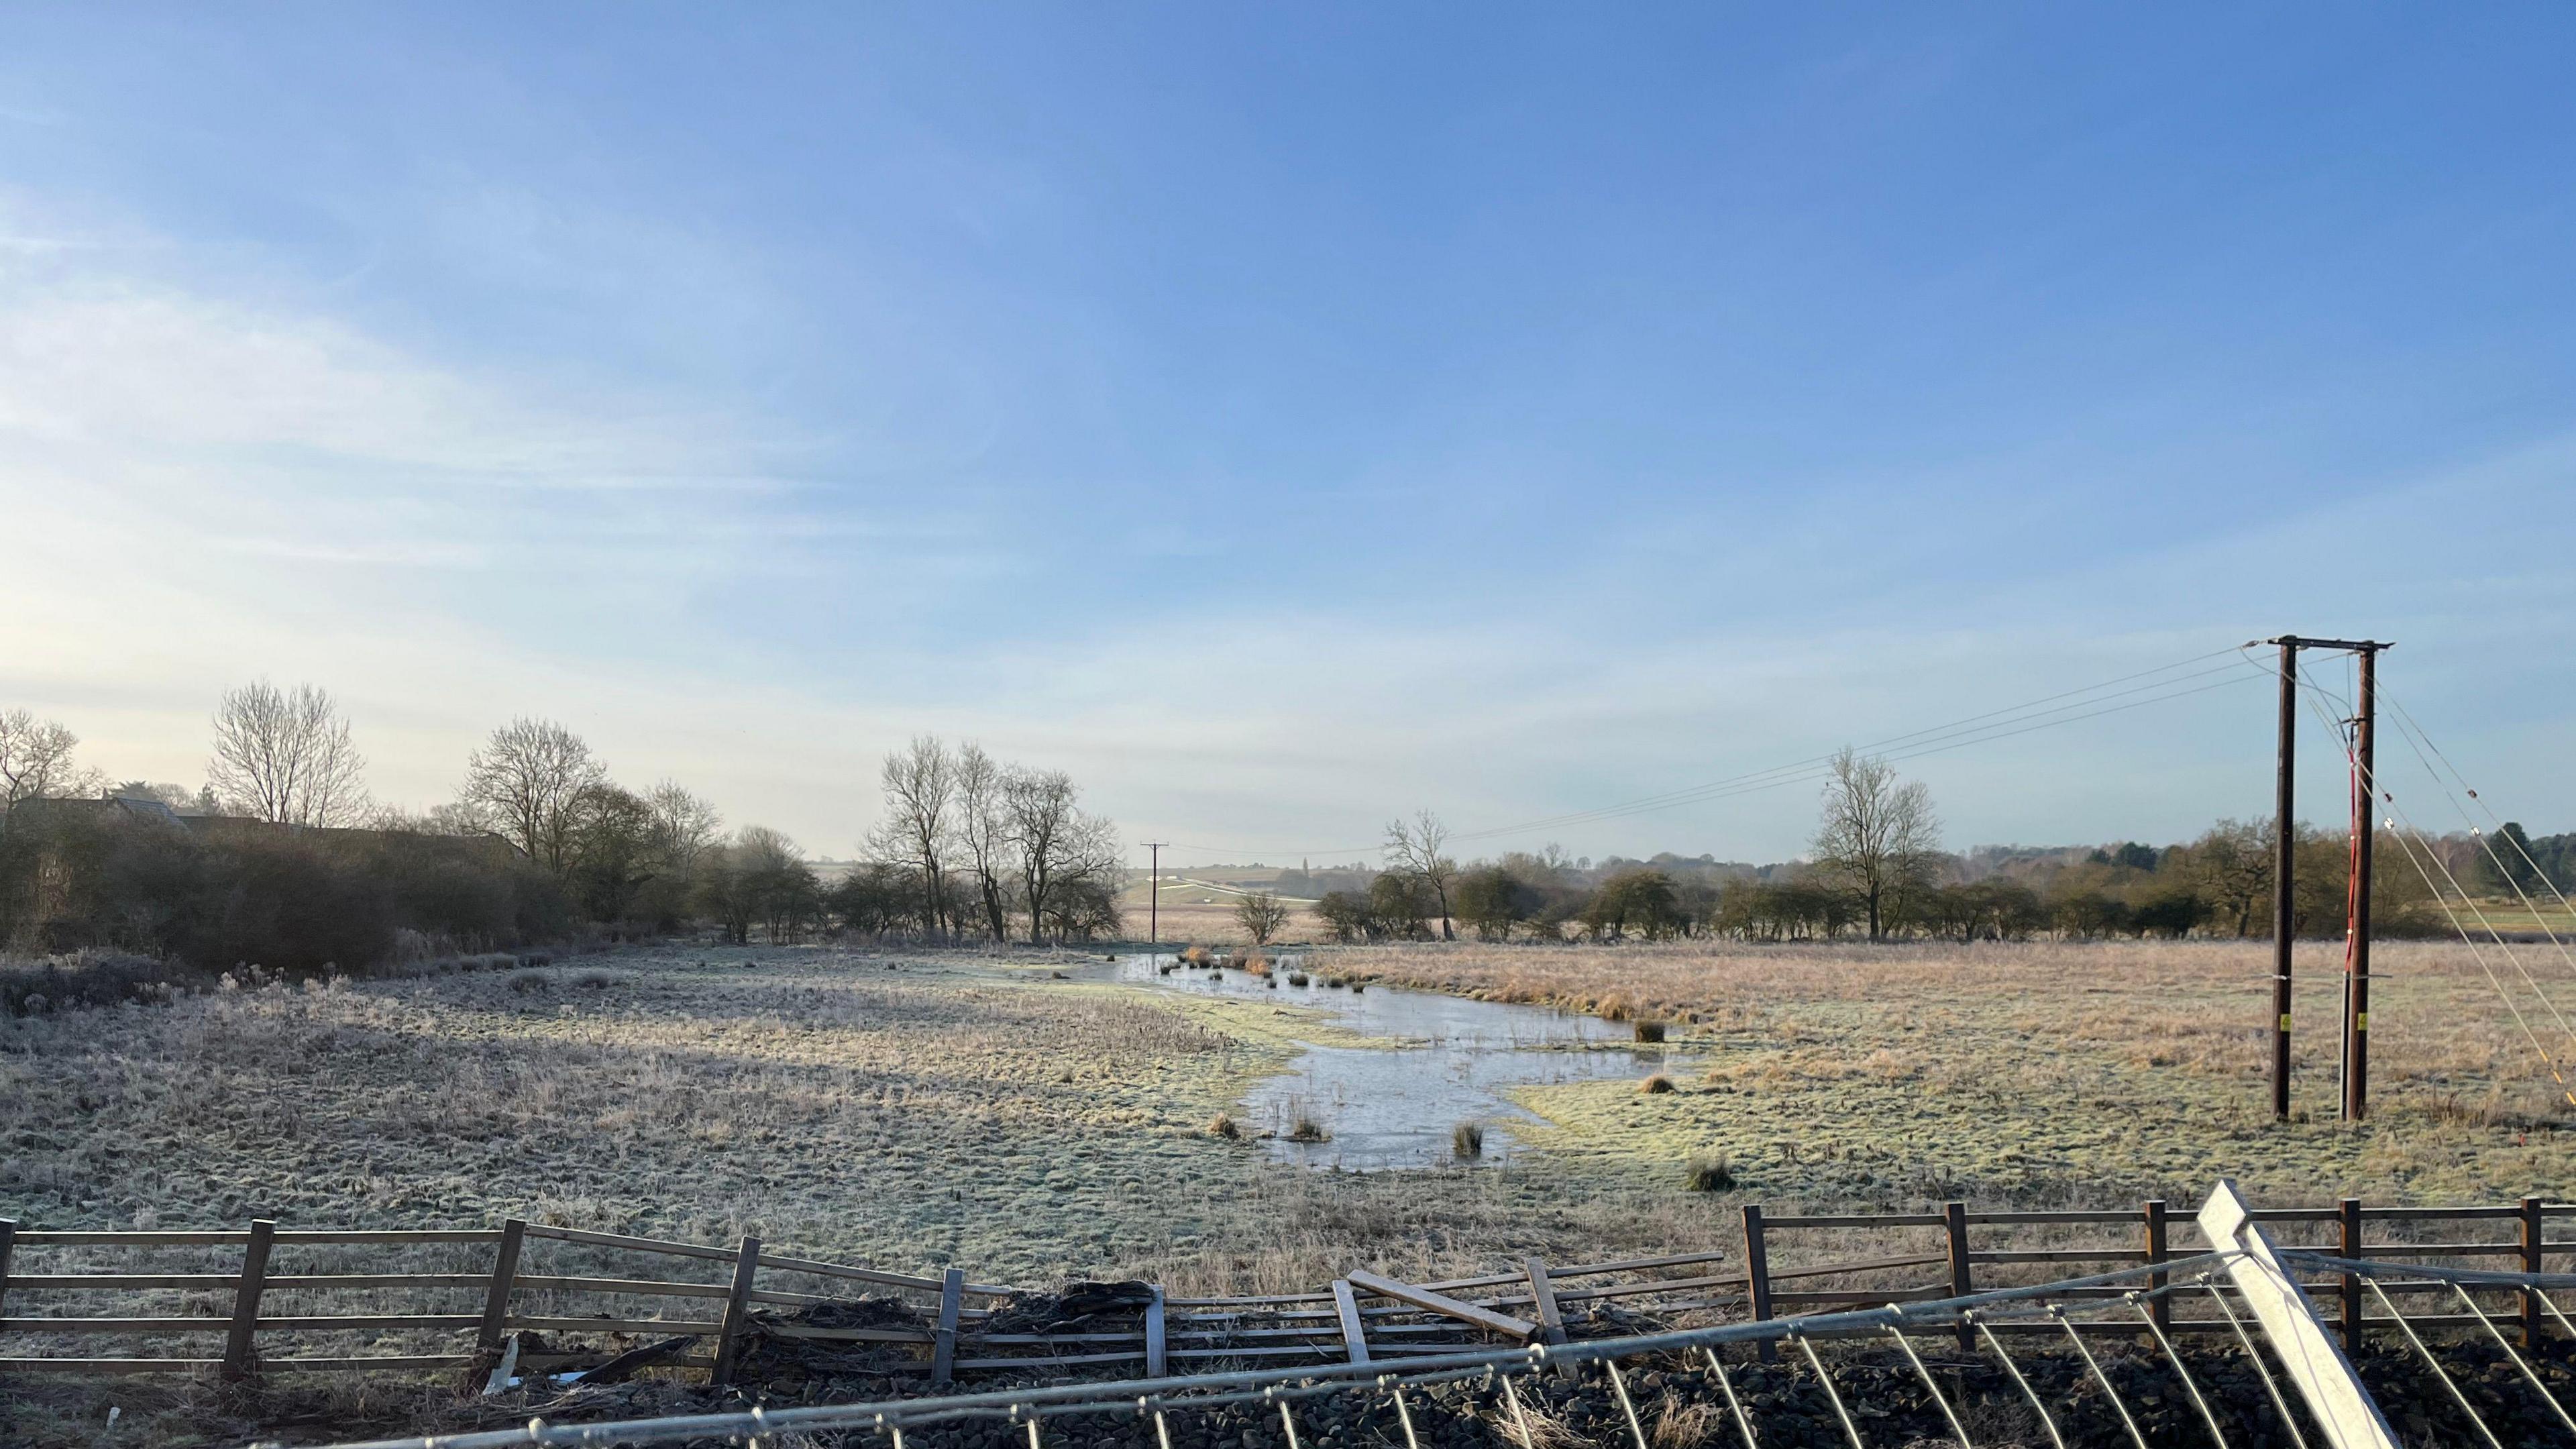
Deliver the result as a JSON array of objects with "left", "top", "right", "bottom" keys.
[{"left": 289, "top": 1182, "right": 2576, "bottom": 1449}]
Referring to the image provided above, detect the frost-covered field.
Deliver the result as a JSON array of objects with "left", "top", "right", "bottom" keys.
[{"left": 5, "top": 936, "right": 2563, "bottom": 1445}]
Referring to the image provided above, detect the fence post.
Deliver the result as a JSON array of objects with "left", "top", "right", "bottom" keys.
[
  {"left": 2339, "top": 1199, "right": 2364, "bottom": 1352},
  {"left": 930, "top": 1267, "right": 965, "bottom": 1386},
  {"left": 1522, "top": 1257, "right": 1573, "bottom": 1379},
  {"left": 2523, "top": 1196, "right": 2545, "bottom": 1349},
  {"left": 1943, "top": 1201, "right": 1972, "bottom": 1351},
  {"left": 709, "top": 1236, "right": 761, "bottom": 1387},
  {"left": 477, "top": 1218, "right": 527, "bottom": 1354},
  {"left": 1144, "top": 1284, "right": 1167, "bottom": 1379},
  {"left": 1331, "top": 1279, "right": 1371, "bottom": 1366},
  {"left": 0, "top": 1218, "right": 15, "bottom": 1321},
  {"left": 223, "top": 1219, "right": 276, "bottom": 1382},
  {"left": 2143, "top": 1199, "right": 2170, "bottom": 1337},
  {"left": 1739, "top": 1204, "right": 1774, "bottom": 1362}
]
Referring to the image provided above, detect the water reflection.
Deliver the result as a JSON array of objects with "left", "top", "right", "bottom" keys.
[{"left": 1081, "top": 953, "right": 1688, "bottom": 1169}]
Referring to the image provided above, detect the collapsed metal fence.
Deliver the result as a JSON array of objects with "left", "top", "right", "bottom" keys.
[
  {"left": 297, "top": 1183, "right": 2574, "bottom": 1449},
  {"left": 8, "top": 1191, "right": 2568, "bottom": 1387}
]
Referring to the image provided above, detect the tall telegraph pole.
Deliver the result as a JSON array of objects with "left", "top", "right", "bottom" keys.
[
  {"left": 2345, "top": 647, "right": 2380, "bottom": 1122},
  {"left": 2271, "top": 641, "right": 2297, "bottom": 1122},
  {"left": 1140, "top": 841, "right": 1168, "bottom": 949},
  {"left": 2262, "top": 635, "right": 2391, "bottom": 1123}
]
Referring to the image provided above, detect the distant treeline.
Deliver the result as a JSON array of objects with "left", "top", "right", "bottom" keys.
[
  {"left": 1296, "top": 818, "right": 2528, "bottom": 944},
  {"left": 0, "top": 803, "right": 572, "bottom": 972},
  {"left": 3, "top": 695, "right": 2559, "bottom": 971},
  {"left": 0, "top": 697, "right": 1126, "bottom": 977}
]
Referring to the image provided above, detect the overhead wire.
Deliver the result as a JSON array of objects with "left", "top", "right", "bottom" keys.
[
  {"left": 2372, "top": 689, "right": 2576, "bottom": 990},
  {"left": 2383, "top": 690, "right": 2576, "bottom": 928},
  {"left": 2360, "top": 1277, "right": 2508, "bottom": 1449},
  {"left": 2443, "top": 1281, "right": 2576, "bottom": 1438},
  {"left": 2245, "top": 649, "right": 2576, "bottom": 1108},
  {"left": 1451, "top": 649, "right": 2263, "bottom": 841},
  {"left": 1177, "top": 653, "right": 2263, "bottom": 858},
  {"left": 1169, "top": 646, "right": 2269, "bottom": 861},
  {"left": 2379, "top": 824, "right": 2576, "bottom": 1109}
]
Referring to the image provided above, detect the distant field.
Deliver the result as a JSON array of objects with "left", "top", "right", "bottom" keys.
[
  {"left": 1128, "top": 900, "right": 1327, "bottom": 945},
  {"left": 2447, "top": 900, "right": 2576, "bottom": 935},
  {"left": 1122, "top": 873, "right": 1326, "bottom": 944}
]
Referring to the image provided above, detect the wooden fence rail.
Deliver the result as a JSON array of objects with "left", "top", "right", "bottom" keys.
[{"left": 0, "top": 1197, "right": 2565, "bottom": 1383}]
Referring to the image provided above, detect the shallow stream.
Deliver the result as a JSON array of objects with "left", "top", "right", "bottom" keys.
[{"left": 1079, "top": 953, "right": 1689, "bottom": 1169}]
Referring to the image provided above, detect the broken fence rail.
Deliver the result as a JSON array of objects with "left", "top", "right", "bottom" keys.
[
  {"left": 3, "top": 1195, "right": 2569, "bottom": 1383},
  {"left": 293, "top": 1247, "right": 2265, "bottom": 1449}
]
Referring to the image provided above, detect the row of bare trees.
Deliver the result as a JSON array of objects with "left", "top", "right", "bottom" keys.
[
  {"left": 7, "top": 690, "right": 1134, "bottom": 952},
  {"left": 866, "top": 736, "right": 1121, "bottom": 944},
  {"left": 3, "top": 689, "right": 796, "bottom": 948},
  {"left": 6, "top": 686, "right": 376, "bottom": 837},
  {"left": 1327, "top": 763, "right": 1915, "bottom": 947}
]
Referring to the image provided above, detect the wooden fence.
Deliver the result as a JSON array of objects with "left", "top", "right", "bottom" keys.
[{"left": 2, "top": 1196, "right": 2566, "bottom": 1386}]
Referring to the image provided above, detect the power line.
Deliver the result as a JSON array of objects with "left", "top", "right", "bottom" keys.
[
  {"left": 1168, "top": 645, "right": 2265, "bottom": 861},
  {"left": 1470, "top": 662, "right": 2268, "bottom": 840},
  {"left": 1456, "top": 649, "right": 2259, "bottom": 841},
  {"left": 2375, "top": 690, "right": 2576, "bottom": 985},
  {"left": 2269, "top": 659, "right": 2576, "bottom": 1109}
]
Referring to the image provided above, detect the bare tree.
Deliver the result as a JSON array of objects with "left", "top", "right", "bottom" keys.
[
  {"left": 1005, "top": 766, "right": 1120, "bottom": 945},
  {"left": 207, "top": 680, "right": 371, "bottom": 827},
  {"left": 866, "top": 735, "right": 955, "bottom": 941},
  {"left": 1384, "top": 809, "right": 1459, "bottom": 941},
  {"left": 735, "top": 824, "right": 822, "bottom": 943},
  {"left": 952, "top": 743, "right": 1014, "bottom": 942},
  {"left": 459, "top": 717, "right": 604, "bottom": 873},
  {"left": 645, "top": 780, "right": 723, "bottom": 876},
  {"left": 2180, "top": 818, "right": 2269, "bottom": 938},
  {"left": 1234, "top": 888, "right": 1291, "bottom": 946},
  {"left": 0, "top": 708, "right": 94, "bottom": 837},
  {"left": 1810, "top": 747, "right": 1941, "bottom": 941},
  {"left": 566, "top": 782, "right": 663, "bottom": 922}
]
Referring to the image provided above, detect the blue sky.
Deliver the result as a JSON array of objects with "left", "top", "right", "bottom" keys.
[{"left": 3, "top": 4, "right": 2571, "bottom": 865}]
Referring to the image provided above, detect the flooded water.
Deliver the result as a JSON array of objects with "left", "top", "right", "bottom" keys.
[{"left": 1081, "top": 953, "right": 1688, "bottom": 1170}]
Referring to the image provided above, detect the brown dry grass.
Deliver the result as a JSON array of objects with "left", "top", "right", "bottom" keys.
[{"left": 1136, "top": 901, "right": 1325, "bottom": 945}]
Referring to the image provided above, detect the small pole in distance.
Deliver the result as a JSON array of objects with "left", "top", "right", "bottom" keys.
[{"left": 1140, "top": 842, "right": 1167, "bottom": 948}]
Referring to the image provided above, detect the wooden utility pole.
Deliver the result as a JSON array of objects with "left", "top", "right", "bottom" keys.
[
  {"left": 2262, "top": 635, "right": 2390, "bottom": 1123},
  {"left": 1141, "top": 841, "right": 1167, "bottom": 947},
  {"left": 2273, "top": 641, "right": 2298, "bottom": 1122},
  {"left": 2345, "top": 644, "right": 2383, "bottom": 1121}
]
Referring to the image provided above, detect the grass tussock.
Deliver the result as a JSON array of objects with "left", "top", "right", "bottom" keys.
[
  {"left": 1636, "top": 1073, "right": 1676, "bottom": 1095},
  {"left": 1633, "top": 1020, "right": 1666, "bottom": 1043},
  {"left": 1649, "top": 1393, "right": 1724, "bottom": 1449},
  {"left": 1452, "top": 1121, "right": 1485, "bottom": 1159},
  {"left": 1, "top": 949, "right": 200, "bottom": 1016},
  {"left": 1483, "top": 1396, "right": 1585, "bottom": 1449},
  {"left": 1683, "top": 1150, "right": 1735, "bottom": 1192}
]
